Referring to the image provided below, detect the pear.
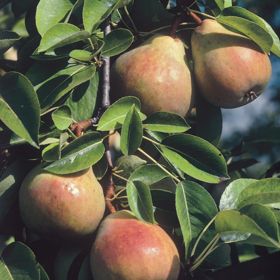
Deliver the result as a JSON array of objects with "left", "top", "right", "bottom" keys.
[
  {"left": 19, "top": 165, "right": 105, "bottom": 239},
  {"left": 111, "top": 35, "right": 194, "bottom": 117},
  {"left": 90, "top": 210, "right": 180, "bottom": 280},
  {"left": 191, "top": 19, "right": 272, "bottom": 108}
]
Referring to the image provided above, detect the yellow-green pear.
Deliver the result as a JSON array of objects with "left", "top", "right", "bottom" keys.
[
  {"left": 191, "top": 19, "right": 272, "bottom": 108},
  {"left": 111, "top": 35, "right": 194, "bottom": 117},
  {"left": 19, "top": 165, "right": 105, "bottom": 239}
]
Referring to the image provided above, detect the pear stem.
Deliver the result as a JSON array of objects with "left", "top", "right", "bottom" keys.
[
  {"left": 139, "top": 22, "right": 193, "bottom": 37},
  {"left": 124, "top": 5, "right": 138, "bottom": 34},
  {"left": 188, "top": 9, "right": 216, "bottom": 21},
  {"left": 189, "top": 234, "right": 220, "bottom": 272},
  {"left": 137, "top": 148, "right": 181, "bottom": 183},
  {"left": 112, "top": 172, "right": 129, "bottom": 182},
  {"left": 170, "top": 15, "right": 184, "bottom": 38},
  {"left": 186, "top": 8, "right": 203, "bottom": 26}
]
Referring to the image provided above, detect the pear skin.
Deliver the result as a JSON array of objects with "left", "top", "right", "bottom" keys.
[
  {"left": 19, "top": 165, "right": 105, "bottom": 239},
  {"left": 112, "top": 35, "right": 194, "bottom": 117},
  {"left": 90, "top": 210, "right": 180, "bottom": 280},
  {"left": 191, "top": 19, "right": 272, "bottom": 108}
]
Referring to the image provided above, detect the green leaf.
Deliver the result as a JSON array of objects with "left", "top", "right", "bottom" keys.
[
  {"left": 26, "top": 61, "right": 68, "bottom": 86},
  {"left": 83, "top": 0, "right": 122, "bottom": 33},
  {"left": 0, "top": 72, "right": 40, "bottom": 147},
  {"left": 38, "top": 264, "right": 49, "bottom": 280},
  {"left": 204, "top": 0, "right": 227, "bottom": 16},
  {"left": 42, "top": 143, "right": 61, "bottom": 162},
  {"left": 38, "top": 23, "right": 90, "bottom": 53},
  {"left": 271, "top": 209, "right": 280, "bottom": 225},
  {"left": 217, "top": 16, "right": 273, "bottom": 53},
  {"left": 195, "top": 97, "right": 222, "bottom": 145},
  {"left": 1, "top": 242, "right": 40, "bottom": 280},
  {"left": 101, "top": 28, "right": 134, "bottom": 57},
  {"left": 66, "top": 72, "right": 99, "bottom": 121},
  {"left": 219, "top": 179, "right": 257, "bottom": 210},
  {"left": 240, "top": 204, "right": 279, "bottom": 242},
  {"left": 175, "top": 182, "right": 192, "bottom": 258},
  {"left": 204, "top": 243, "right": 231, "bottom": 268},
  {"left": 77, "top": 255, "right": 92, "bottom": 280},
  {"left": 97, "top": 96, "right": 145, "bottom": 131},
  {"left": 0, "top": 161, "right": 32, "bottom": 224},
  {"left": 44, "top": 132, "right": 105, "bottom": 174},
  {"left": 120, "top": 105, "right": 143, "bottom": 155},
  {"left": 36, "top": 0, "right": 74, "bottom": 36},
  {"left": 128, "top": 164, "right": 173, "bottom": 187},
  {"left": 69, "top": 49, "right": 92, "bottom": 62},
  {"left": 52, "top": 106, "right": 73, "bottom": 130},
  {"left": 127, "top": 180, "right": 155, "bottom": 223},
  {"left": 0, "top": 31, "right": 21, "bottom": 55},
  {"left": 221, "top": 6, "right": 280, "bottom": 56},
  {"left": 143, "top": 112, "right": 190, "bottom": 133},
  {"left": 211, "top": 0, "right": 232, "bottom": 10},
  {"left": 237, "top": 178, "right": 280, "bottom": 209},
  {"left": 54, "top": 245, "right": 84, "bottom": 280},
  {"left": 12, "top": 17, "right": 28, "bottom": 38},
  {"left": 179, "top": 181, "right": 218, "bottom": 240},
  {"left": 92, "top": 155, "right": 108, "bottom": 180},
  {"left": 37, "top": 64, "right": 96, "bottom": 112},
  {"left": 114, "top": 155, "right": 146, "bottom": 181},
  {"left": 215, "top": 210, "right": 280, "bottom": 248},
  {"left": 161, "top": 134, "right": 229, "bottom": 183},
  {"left": 39, "top": 136, "right": 60, "bottom": 146},
  {"left": 223, "top": 0, "right": 232, "bottom": 8}
]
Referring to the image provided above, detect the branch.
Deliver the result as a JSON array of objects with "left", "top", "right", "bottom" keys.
[
  {"left": 101, "top": 20, "right": 116, "bottom": 214},
  {"left": 70, "top": 23, "right": 112, "bottom": 137},
  {"left": 70, "top": 107, "right": 104, "bottom": 137},
  {"left": 69, "top": 21, "right": 116, "bottom": 212},
  {"left": 102, "top": 22, "right": 111, "bottom": 109}
]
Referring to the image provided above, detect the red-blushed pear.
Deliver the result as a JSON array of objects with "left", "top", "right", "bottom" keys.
[
  {"left": 111, "top": 35, "right": 194, "bottom": 117},
  {"left": 19, "top": 165, "right": 105, "bottom": 240},
  {"left": 191, "top": 19, "right": 272, "bottom": 108},
  {"left": 90, "top": 210, "right": 180, "bottom": 280}
]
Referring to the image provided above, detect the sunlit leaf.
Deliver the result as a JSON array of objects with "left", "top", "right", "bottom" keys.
[
  {"left": 36, "top": 0, "right": 74, "bottom": 36},
  {"left": 52, "top": 105, "right": 73, "bottom": 130},
  {"left": 143, "top": 112, "right": 190, "bottom": 133},
  {"left": 45, "top": 132, "right": 105, "bottom": 174},
  {"left": 161, "top": 134, "right": 229, "bottom": 183},
  {"left": 120, "top": 105, "right": 143, "bottom": 155},
  {"left": 127, "top": 180, "right": 155, "bottom": 223},
  {"left": 102, "top": 28, "right": 134, "bottom": 57},
  {"left": 97, "top": 96, "right": 145, "bottom": 131}
]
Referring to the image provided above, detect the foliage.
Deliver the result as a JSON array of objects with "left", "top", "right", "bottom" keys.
[{"left": 0, "top": 0, "right": 279, "bottom": 279}]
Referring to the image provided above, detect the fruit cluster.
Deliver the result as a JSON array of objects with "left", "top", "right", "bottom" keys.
[
  {"left": 19, "top": 166, "right": 181, "bottom": 280},
  {"left": 112, "top": 19, "right": 271, "bottom": 115},
  {"left": 17, "top": 18, "right": 272, "bottom": 280}
]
